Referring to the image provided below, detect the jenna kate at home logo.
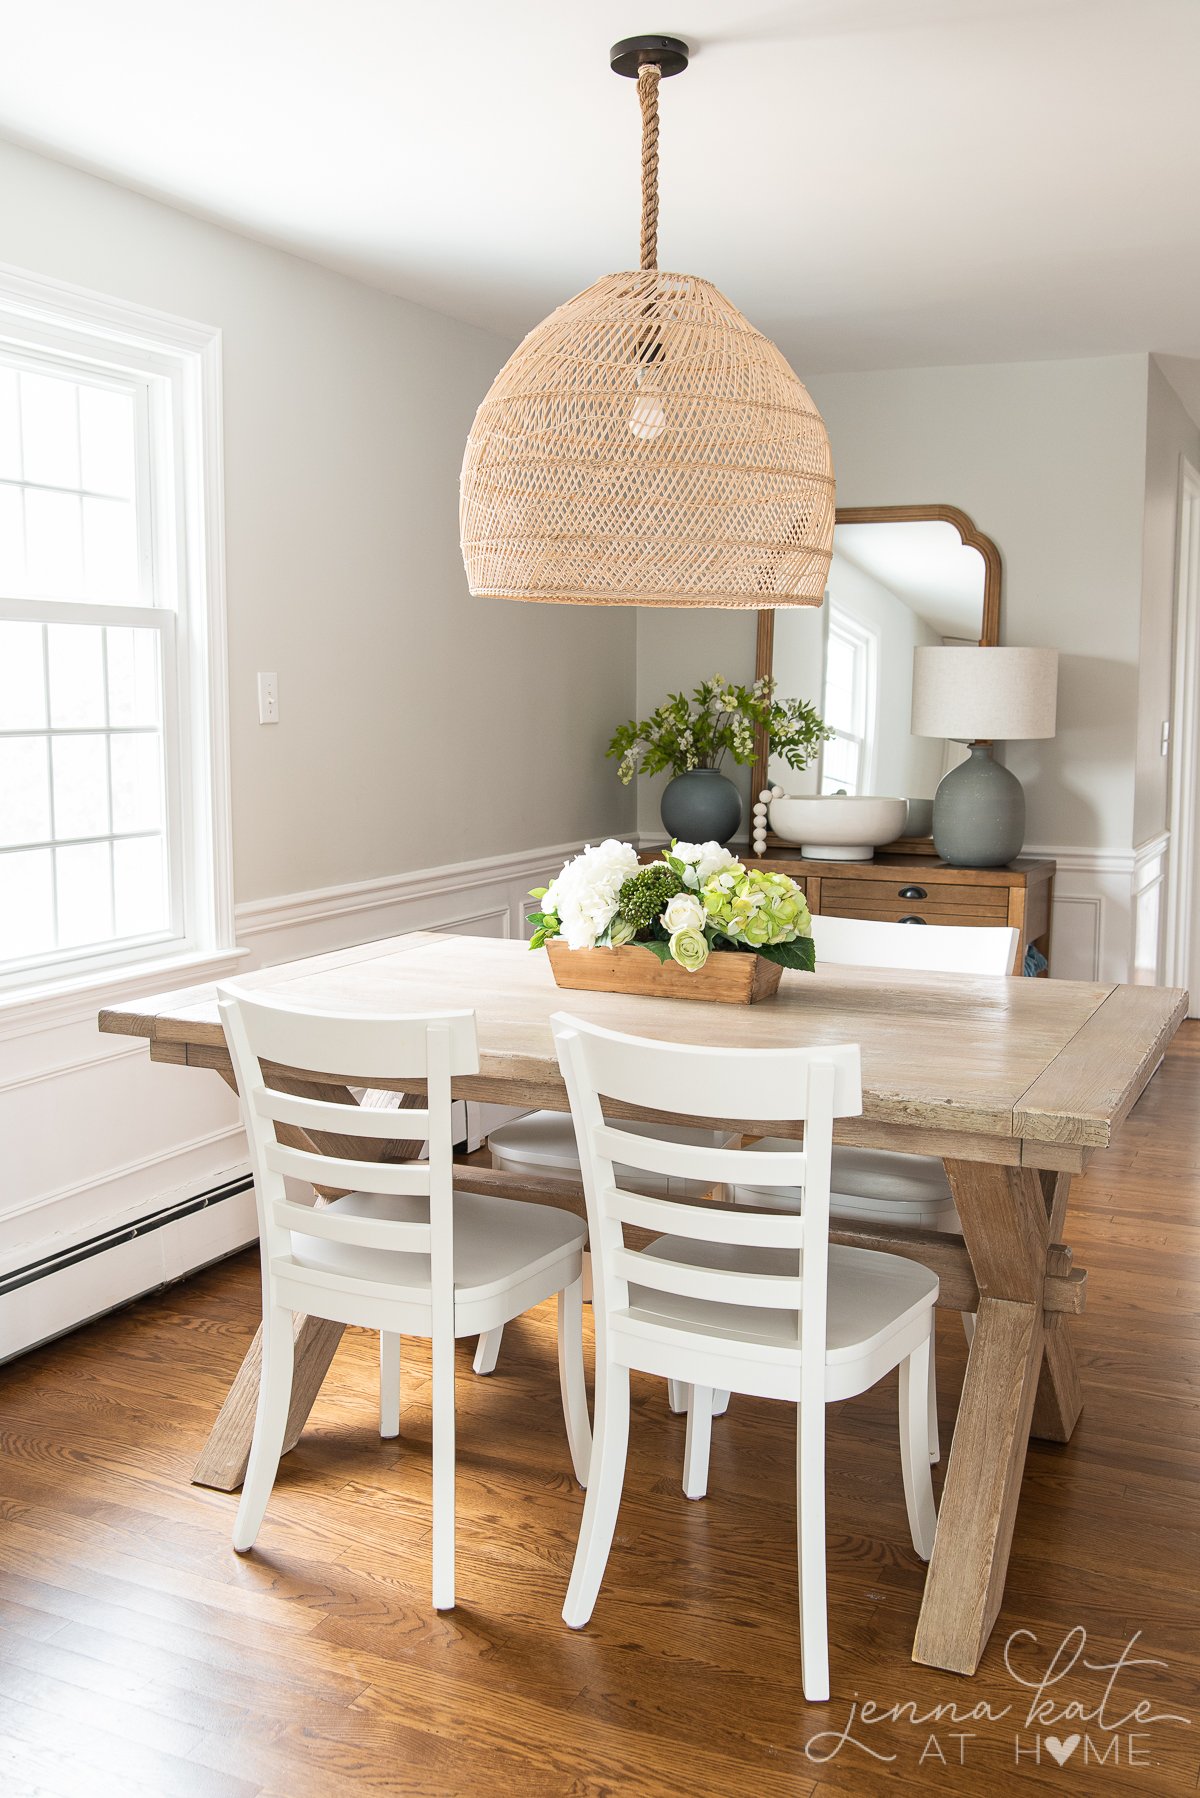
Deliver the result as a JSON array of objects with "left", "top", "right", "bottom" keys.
[{"left": 804, "top": 1628, "right": 1192, "bottom": 1770}]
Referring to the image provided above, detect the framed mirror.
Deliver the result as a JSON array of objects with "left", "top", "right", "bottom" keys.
[{"left": 751, "top": 505, "right": 1001, "bottom": 842}]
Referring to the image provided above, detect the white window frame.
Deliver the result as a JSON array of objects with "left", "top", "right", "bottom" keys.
[
  {"left": 819, "top": 605, "right": 879, "bottom": 797},
  {"left": 0, "top": 263, "right": 234, "bottom": 1003}
]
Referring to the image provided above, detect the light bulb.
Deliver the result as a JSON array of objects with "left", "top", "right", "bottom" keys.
[{"left": 628, "top": 369, "right": 666, "bottom": 441}]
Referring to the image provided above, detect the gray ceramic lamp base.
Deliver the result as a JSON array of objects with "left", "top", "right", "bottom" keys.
[{"left": 932, "top": 743, "right": 1025, "bottom": 868}]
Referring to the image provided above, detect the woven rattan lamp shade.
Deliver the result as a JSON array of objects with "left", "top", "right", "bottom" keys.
[{"left": 460, "top": 270, "right": 835, "bottom": 607}]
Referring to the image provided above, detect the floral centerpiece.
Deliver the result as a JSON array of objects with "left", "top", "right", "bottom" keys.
[{"left": 527, "top": 839, "right": 815, "bottom": 1004}]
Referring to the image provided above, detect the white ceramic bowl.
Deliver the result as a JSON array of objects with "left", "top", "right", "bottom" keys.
[{"left": 768, "top": 794, "right": 908, "bottom": 860}]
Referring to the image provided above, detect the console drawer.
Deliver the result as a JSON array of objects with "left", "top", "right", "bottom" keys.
[{"left": 817, "top": 877, "right": 1010, "bottom": 925}]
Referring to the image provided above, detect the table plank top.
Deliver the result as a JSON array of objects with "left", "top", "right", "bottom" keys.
[{"left": 99, "top": 932, "right": 1187, "bottom": 1150}]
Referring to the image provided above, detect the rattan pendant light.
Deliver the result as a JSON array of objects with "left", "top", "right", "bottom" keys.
[{"left": 459, "top": 34, "right": 835, "bottom": 608}]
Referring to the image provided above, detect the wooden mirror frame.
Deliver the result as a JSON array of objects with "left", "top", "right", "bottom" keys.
[{"left": 750, "top": 503, "right": 1002, "bottom": 803}]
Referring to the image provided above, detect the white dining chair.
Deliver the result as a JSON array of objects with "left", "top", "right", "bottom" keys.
[
  {"left": 665, "top": 914, "right": 1018, "bottom": 1485},
  {"left": 551, "top": 1011, "right": 938, "bottom": 1703},
  {"left": 485, "top": 915, "right": 1016, "bottom": 1444},
  {"left": 217, "top": 982, "right": 592, "bottom": 1611}
]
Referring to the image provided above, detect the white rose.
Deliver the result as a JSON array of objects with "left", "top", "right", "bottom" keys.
[{"left": 661, "top": 893, "right": 705, "bottom": 934}]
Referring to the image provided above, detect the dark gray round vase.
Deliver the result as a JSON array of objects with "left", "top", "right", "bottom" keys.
[
  {"left": 660, "top": 768, "right": 742, "bottom": 846},
  {"left": 932, "top": 743, "right": 1025, "bottom": 868}
]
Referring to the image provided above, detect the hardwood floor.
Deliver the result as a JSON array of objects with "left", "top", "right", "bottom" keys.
[{"left": 0, "top": 1028, "right": 1197, "bottom": 1796}]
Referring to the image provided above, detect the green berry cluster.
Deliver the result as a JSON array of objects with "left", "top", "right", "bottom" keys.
[{"left": 616, "top": 864, "right": 685, "bottom": 933}]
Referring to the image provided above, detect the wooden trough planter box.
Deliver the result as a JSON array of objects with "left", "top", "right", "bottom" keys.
[{"left": 545, "top": 940, "right": 784, "bottom": 1005}]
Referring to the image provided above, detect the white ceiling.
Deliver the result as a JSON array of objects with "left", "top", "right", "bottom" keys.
[
  {"left": 3, "top": 1, "right": 1200, "bottom": 374},
  {"left": 833, "top": 521, "right": 985, "bottom": 637}
]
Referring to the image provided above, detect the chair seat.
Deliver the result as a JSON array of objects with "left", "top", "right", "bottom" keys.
[
  {"left": 288, "top": 1189, "right": 586, "bottom": 1309},
  {"left": 488, "top": 1110, "right": 721, "bottom": 1195},
  {"left": 630, "top": 1238, "right": 938, "bottom": 1366},
  {"left": 736, "top": 1140, "right": 960, "bottom": 1231}
]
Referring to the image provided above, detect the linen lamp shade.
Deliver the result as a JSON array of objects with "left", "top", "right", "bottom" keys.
[{"left": 911, "top": 647, "right": 1059, "bottom": 742}]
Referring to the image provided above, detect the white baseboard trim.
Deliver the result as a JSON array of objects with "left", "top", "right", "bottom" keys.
[{"left": 0, "top": 1174, "right": 257, "bottom": 1363}]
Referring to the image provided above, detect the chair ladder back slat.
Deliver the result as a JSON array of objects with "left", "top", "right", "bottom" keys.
[
  {"left": 606, "top": 1185, "right": 806, "bottom": 1249},
  {"left": 272, "top": 1198, "right": 432, "bottom": 1254},
  {"left": 263, "top": 1141, "right": 432, "bottom": 1196},
  {"left": 253, "top": 1086, "right": 431, "bottom": 1141},
  {"left": 592, "top": 1123, "right": 807, "bottom": 1189},
  {"left": 611, "top": 1244, "right": 802, "bottom": 1312}
]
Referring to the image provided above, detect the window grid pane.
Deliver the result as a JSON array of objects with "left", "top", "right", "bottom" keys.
[
  {"left": 0, "top": 619, "right": 171, "bottom": 972},
  {"left": 0, "top": 357, "right": 145, "bottom": 607}
]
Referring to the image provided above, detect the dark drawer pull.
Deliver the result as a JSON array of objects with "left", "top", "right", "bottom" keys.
[
  {"left": 898, "top": 915, "right": 928, "bottom": 925},
  {"left": 898, "top": 885, "right": 927, "bottom": 900}
]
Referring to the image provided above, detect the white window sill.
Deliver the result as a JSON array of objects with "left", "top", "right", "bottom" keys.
[{"left": 0, "top": 945, "right": 251, "bottom": 1044}]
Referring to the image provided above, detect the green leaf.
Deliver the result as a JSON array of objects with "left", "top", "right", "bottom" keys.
[
  {"left": 640, "top": 939, "right": 673, "bottom": 963},
  {"left": 754, "top": 936, "right": 817, "bottom": 972},
  {"left": 528, "top": 886, "right": 548, "bottom": 900}
]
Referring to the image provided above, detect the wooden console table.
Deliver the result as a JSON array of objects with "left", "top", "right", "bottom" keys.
[{"left": 742, "top": 853, "right": 1055, "bottom": 975}]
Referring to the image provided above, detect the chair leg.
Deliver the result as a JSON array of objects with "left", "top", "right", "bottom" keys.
[
  {"left": 711, "top": 1390, "right": 731, "bottom": 1417},
  {"left": 557, "top": 1277, "right": 592, "bottom": 1488},
  {"left": 667, "top": 1379, "right": 690, "bottom": 1414},
  {"left": 683, "top": 1386, "right": 715, "bottom": 1500},
  {"left": 430, "top": 1326, "right": 456, "bottom": 1610},
  {"left": 927, "top": 1318, "right": 941, "bottom": 1465},
  {"left": 961, "top": 1309, "right": 976, "bottom": 1347},
  {"left": 899, "top": 1333, "right": 939, "bottom": 1562},
  {"left": 473, "top": 1326, "right": 503, "bottom": 1376},
  {"left": 233, "top": 1304, "right": 295, "bottom": 1553},
  {"left": 562, "top": 1361, "right": 630, "bottom": 1629},
  {"left": 796, "top": 1396, "right": 830, "bottom": 1703},
  {"left": 380, "top": 1332, "right": 401, "bottom": 1439}
]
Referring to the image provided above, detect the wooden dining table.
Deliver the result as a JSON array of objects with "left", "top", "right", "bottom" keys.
[{"left": 100, "top": 930, "right": 1186, "bottom": 1678}]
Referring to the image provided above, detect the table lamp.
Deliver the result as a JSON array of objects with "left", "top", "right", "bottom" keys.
[{"left": 910, "top": 646, "right": 1058, "bottom": 868}]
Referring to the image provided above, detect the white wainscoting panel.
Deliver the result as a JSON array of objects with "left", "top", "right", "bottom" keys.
[
  {"left": 1026, "top": 842, "right": 1161, "bottom": 986},
  {"left": 0, "top": 838, "right": 588, "bottom": 1359}
]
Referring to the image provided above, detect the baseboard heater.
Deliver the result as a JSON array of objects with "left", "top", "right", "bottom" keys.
[{"left": 0, "top": 1173, "right": 254, "bottom": 1299}]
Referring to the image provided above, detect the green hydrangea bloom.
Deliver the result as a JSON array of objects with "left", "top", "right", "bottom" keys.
[
  {"left": 697, "top": 863, "right": 812, "bottom": 947},
  {"left": 616, "top": 864, "right": 686, "bottom": 933}
]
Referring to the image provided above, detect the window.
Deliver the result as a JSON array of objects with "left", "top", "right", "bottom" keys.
[
  {"left": 819, "top": 607, "right": 877, "bottom": 796},
  {"left": 0, "top": 269, "right": 230, "bottom": 991}
]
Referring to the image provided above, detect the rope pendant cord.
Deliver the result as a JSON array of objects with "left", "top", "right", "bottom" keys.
[{"left": 638, "top": 62, "right": 661, "bottom": 270}]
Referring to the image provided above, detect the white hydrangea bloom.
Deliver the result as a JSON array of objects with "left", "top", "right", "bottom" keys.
[
  {"left": 672, "top": 841, "right": 740, "bottom": 889},
  {"left": 543, "top": 839, "right": 639, "bottom": 950}
]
